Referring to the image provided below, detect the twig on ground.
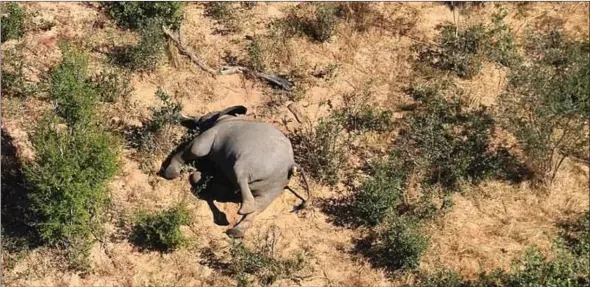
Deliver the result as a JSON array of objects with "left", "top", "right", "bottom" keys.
[{"left": 162, "top": 26, "right": 219, "bottom": 76}]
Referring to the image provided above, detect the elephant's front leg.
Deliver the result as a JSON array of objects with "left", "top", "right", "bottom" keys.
[{"left": 162, "top": 129, "right": 217, "bottom": 179}]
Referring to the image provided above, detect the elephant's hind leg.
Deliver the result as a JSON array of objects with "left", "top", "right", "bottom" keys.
[
  {"left": 233, "top": 163, "right": 258, "bottom": 215},
  {"left": 227, "top": 187, "right": 281, "bottom": 238}
]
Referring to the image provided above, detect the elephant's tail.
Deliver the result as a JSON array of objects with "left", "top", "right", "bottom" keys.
[{"left": 288, "top": 163, "right": 312, "bottom": 210}]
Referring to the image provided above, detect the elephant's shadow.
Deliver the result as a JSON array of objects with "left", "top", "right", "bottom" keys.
[{"left": 187, "top": 159, "right": 242, "bottom": 227}]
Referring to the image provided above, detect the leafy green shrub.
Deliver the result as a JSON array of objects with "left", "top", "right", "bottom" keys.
[
  {"left": 374, "top": 217, "right": 430, "bottom": 271},
  {"left": 416, "top": 10, "right": 520, "bottom": 79},
  {"left": 1, "top": 3, "right": 25, "bottom": 43},
  {"left": 352, "top": 160, "right": 407, "bottom": 226},
  {"left": 50, "top": 44, "right": 97, "bottom": 126},
  {"left": 131, "top": 205, "right": 191, "bottom": 252},
  {"left": 93, "top": 68, "right": 133, "bottom": 103},
  {"left": 229, "top": 240, "right": 308, "bottom": 286},
  {"left": 291, "top": 112, "right": 348, "bottom": 185},
  {"left": 113, "top": 19, "right": 166, "bottom": 71},
  {"left": 102, "top": 2, "right": 183, "bottom": 30},
  {"left": 24, "top": 115, "right": 120, "bottom": 272},
  {"left": 499, "top": 30, "right": 589, "bottom": 185}
]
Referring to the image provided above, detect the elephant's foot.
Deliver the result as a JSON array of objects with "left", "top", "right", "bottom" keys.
[
  {"left": 190, "top": 171, "right": 202, "bottom": 185},
  {"left": 237, "top": 200, "right": 257, "bottom": 215},
  {"left": 226, "top": 227, "right": 245, "bottom": 239}
]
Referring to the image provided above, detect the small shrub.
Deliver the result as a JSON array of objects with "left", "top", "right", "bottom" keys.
[
  {"left": 352, "top": 160, "right": 406, "bottom": 226},
  {"left": 24, "top": 115, "right": 120, "bottom": 271},
  {"left": 336, "top": 86, "right": 394, "bottom": 133},
  {"left": 126, "top": 88, "right": 183, "bottom": 153},
  {"left": 1, "top": 3, "right": 25, "bottom": 43},
  {"left": 103, "top": 2, "right": 183, "bottom": 30},
  {"left": 113, "top": 19, "right": 166, "bottom": 71},
  {"left": 131, "top": 205, "right": 191, "bottom": 252},
  {"left": 334, "top": 3, "right": 378, "bottom": 32},
  {"left": 204, "top": 2, "right": 241, "bottom": 34},
  {"left": 50, "top": 43, "right": 97, "bottom": 126},
  {"left": 291, "top": 111, "right": 348, "bottom": 185},
  {"left": 416, "top": 11, "right": 520, "bottom": 79},
  {"left": 93, "top": 68, "right": 133, "bottom": 103},
  {"left": 1, "top": 43, "right": 42, "bottom": 98},
  {"left": 282, "top": 3, "right": 338, "bottom": 43},
  {"left": 229, "top": 238, "right": 308, "bottom": 286},
  {"left": 374, "top": 217, "right": 430, "bottom": 271},
  {"left": 499, "top": 30, "right": 589, "bottom": 185}
]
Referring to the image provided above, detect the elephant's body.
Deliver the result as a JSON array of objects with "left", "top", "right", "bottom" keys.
[
  {"left": 161, "top": 106, "right": 309, "bottom": 238},
  {"left": 199, "top": 118, "right": 295, "bottom": 197}
]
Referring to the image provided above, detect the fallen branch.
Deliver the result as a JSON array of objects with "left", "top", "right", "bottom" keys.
[
  {"left": 163, "top": 26, "right": 294, "bottom": 91},
  {"left": 162, "top": 26, "right": 219, "bottom": 76}
]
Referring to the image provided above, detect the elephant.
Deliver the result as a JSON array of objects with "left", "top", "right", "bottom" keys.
[{"left": 160, "top": 105, "right": 310, "bottom": 238}]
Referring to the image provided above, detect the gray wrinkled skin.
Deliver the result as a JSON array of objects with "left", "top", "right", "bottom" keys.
[{"left": 161, "top": 105, "right": 298, "bottom": 238}]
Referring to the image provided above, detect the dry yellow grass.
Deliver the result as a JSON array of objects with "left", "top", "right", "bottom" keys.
[{"left": 1, "top": 2, "right": 588, "bottom": 286}]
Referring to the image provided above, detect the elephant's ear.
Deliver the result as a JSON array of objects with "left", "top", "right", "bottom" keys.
[
  {"left": 218, "top": 105, "right": 247, "bottom": 117},
  {"left": 179, "top": 114, "right": 198, "bottom": 130}
]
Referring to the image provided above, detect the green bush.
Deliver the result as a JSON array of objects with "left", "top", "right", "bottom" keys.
[
  {"left": 352, "top": 160, "right": 406, "bottom": 226},
  {"left": 113, "top": 19, "right": 166, "bottom": 71},
  {"left": 131, "top": 205, "right": 191, "bottom": 252},
  {"left": 1, "top": 3, "right": 25, "bottom": 43},
  {"left": 375, "top": 217, "right": 430, "bottom": 271},
  {"left": 50, "top": 44, "right": 97, "bottom": 126},
  {"left": 103, "top": 2, "right": 183, "bottom": 30},
  {"left": 24, "top": 116, "right": 120, "bottom": 271},
  {"left": 229, "top": 240, "right": 308, "bottom": 287},
  {"left": 499, "top": 30, "right": 589, "bottom": 185},
  {"left": 335, "top": 87, "right": 394, "bottom": 133},
  {"left": 93, "top": 68, "right": 133, "bottom": 103}
]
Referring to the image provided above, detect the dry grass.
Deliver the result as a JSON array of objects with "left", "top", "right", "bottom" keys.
[{"left": 1, "top": 2, "right": 588, "bottom": 287}]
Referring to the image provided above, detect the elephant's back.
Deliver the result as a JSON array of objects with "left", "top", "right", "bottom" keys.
[{"left": 210, "top": 120, "right": 295, "bottom": 178}]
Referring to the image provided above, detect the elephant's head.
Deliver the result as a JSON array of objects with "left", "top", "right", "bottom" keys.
[{"left": 180, "top": 105, "right": 247, "bottom": 131}]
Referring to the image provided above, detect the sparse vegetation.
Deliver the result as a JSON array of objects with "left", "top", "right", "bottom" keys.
[
  {"left": 1, "top": 3, "right": 25, "bottom": 43},
  {"left": 93, "top": 68, "right": 133, "bottom": 103},
  {"left": 414, "top": 211, "right": 590, "bottom": 286},
  {"left": 375, "top": 217, "right": 430, "bottom": 271},
  {"left": 291, "top": 111, "right": 348, "bottom": 185},
  {"left": 131, "top": 205, "right": 191, "bottom": 252},
  {"left": 499, "top": 29, "right": 589, "bottom": 185},
  {"left": 204, "top": 2, "right": 241, "bottom": 34},
  {"left": 282, "top": 3, "right": 339, "bottom": 43},
  {"left": 228, "top": 237, "right": 309, "bottom": 286},
  {"left": 125, "top": 88, "right": 183, "bottom": 153},
  {"left": 417, "top": 10, "right": 520, "bottom": 79},
  {"left": 1, "top": 43, "right": 43, "bottom": 98}
]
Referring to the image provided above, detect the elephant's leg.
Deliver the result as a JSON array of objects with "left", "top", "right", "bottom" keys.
[
  {"left": 227, "top": 188, "right": 281, "bottom": 238},
  {"left": 163, "top": 129, "right": 217, "bottom": 179},
  {"left": 234, "top": 163, "right": 257, "bottom": 215}
]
